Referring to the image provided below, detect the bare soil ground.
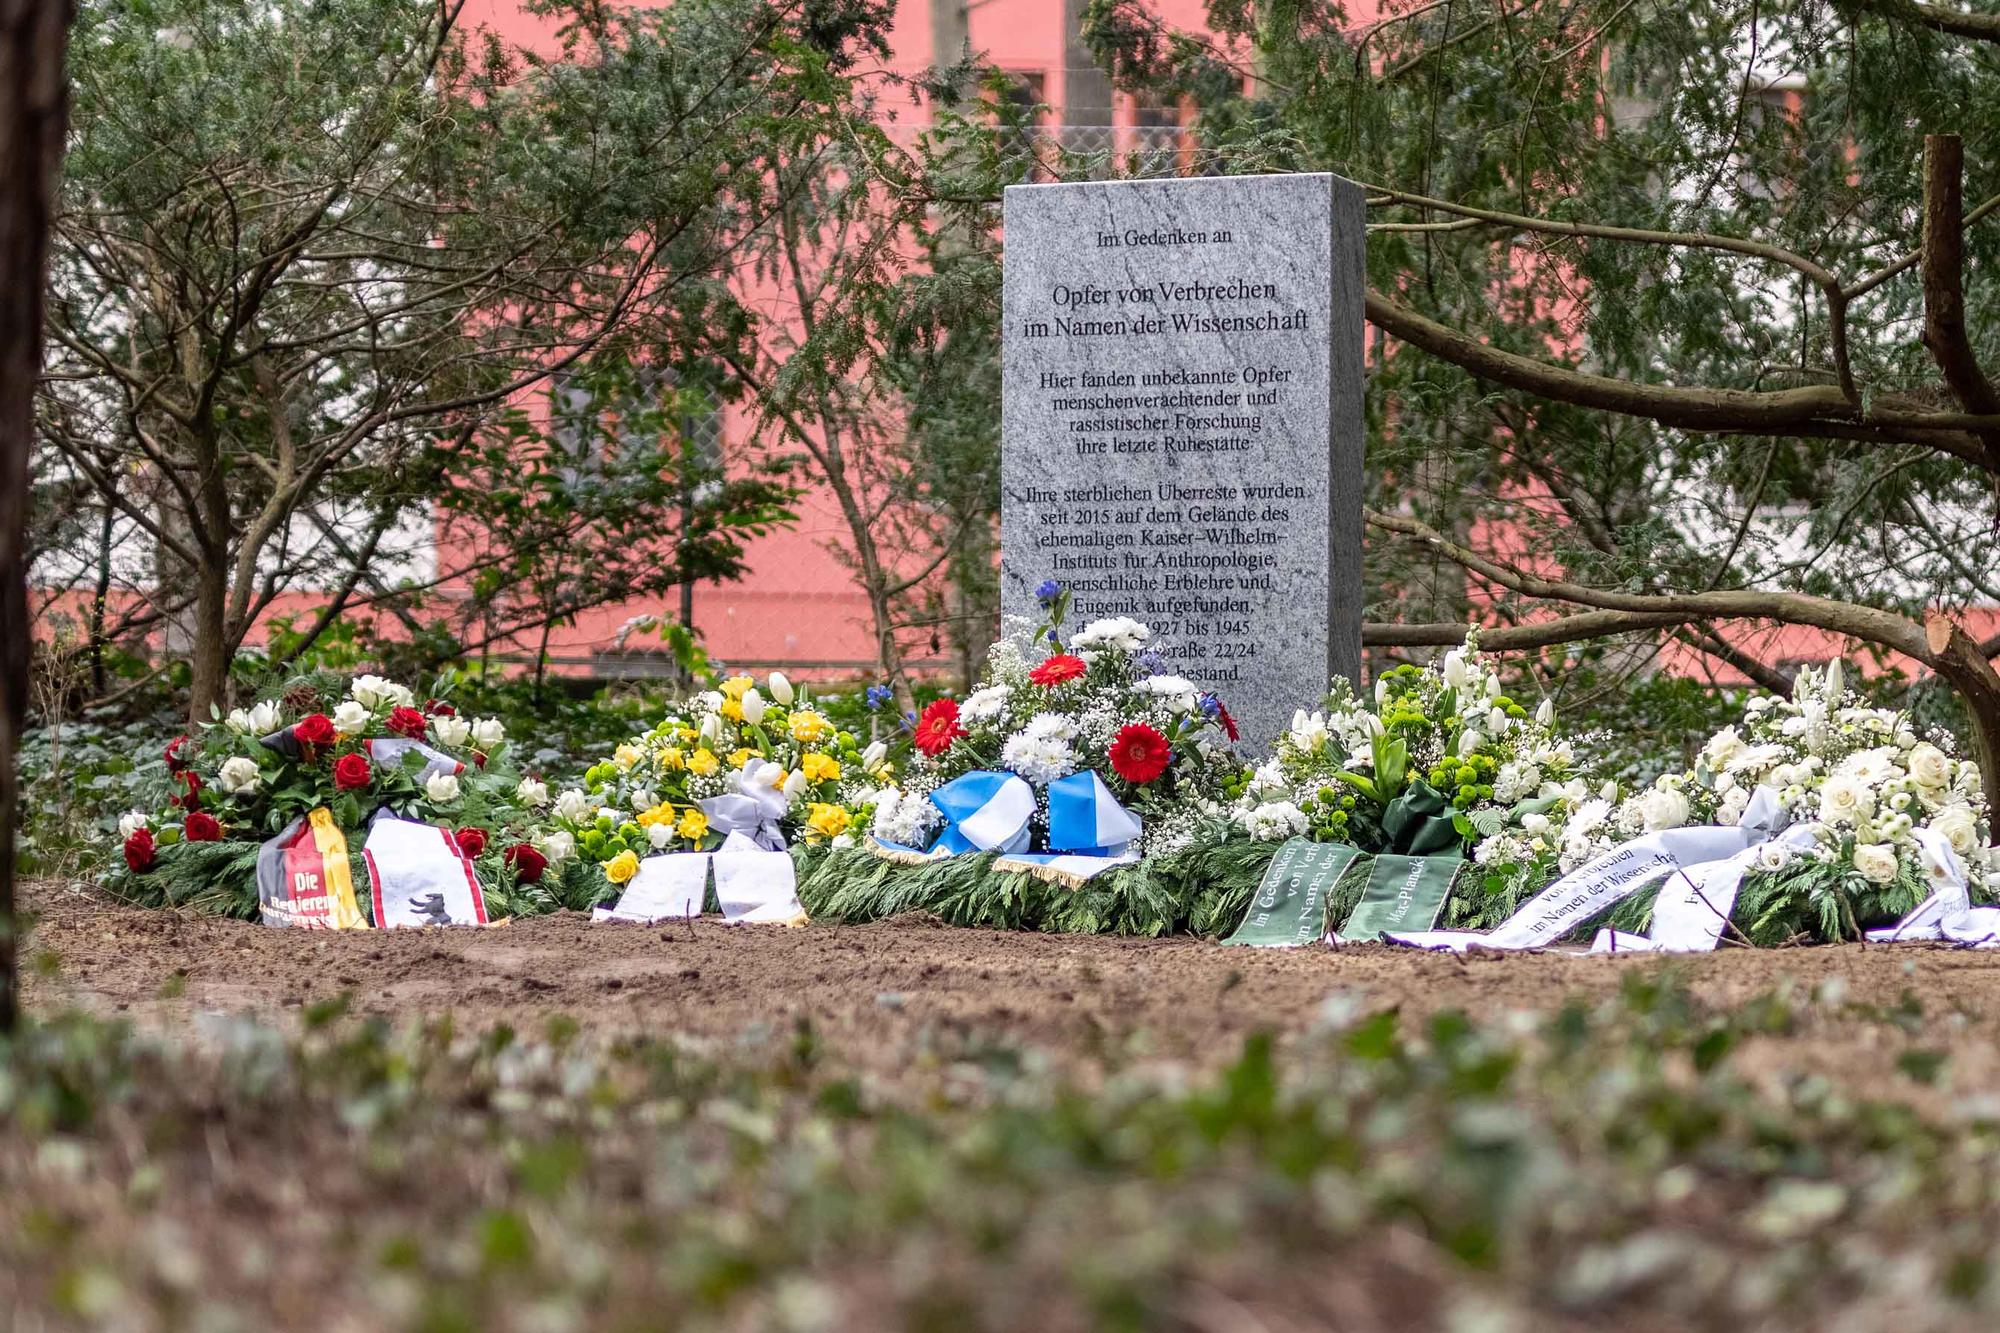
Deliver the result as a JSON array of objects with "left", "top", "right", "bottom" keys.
[{"left": 24, "top": 880, "right": 2000, "bottom": 1099}]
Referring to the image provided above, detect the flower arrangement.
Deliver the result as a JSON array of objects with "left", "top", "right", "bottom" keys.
[
  {"left": 111, "top": 672, "right": 547, "bottom": 917},
  {"left": 534, "top": 671, "right": 889, "bottom": 892},
  {"left": 1605, "top": 663, "right": 1991, "bottom": 942},
  {"left": 1230, "top": 632, "right": 1612, "bottom": 916},
  {"left": 872, "top": 585, "right": 1245, "bottom": 859}
]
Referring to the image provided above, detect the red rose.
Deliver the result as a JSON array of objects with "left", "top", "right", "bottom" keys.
[
  {"left": 387, "top": 706, "right": 429, "bottom": 739},
  {"left": 171, "top": 769, "right": 203, "bottom": 809},
  {"left": 453, "top": 826, "right": 487, "bottom": 858},
  {"left": 123, "top": 827, "right": 155, "bottom": 871},
  {"left": 471, "top": 750, "right": 488, "bottom": 769},
  {"left": 292, "top": 713, "right": 337, "bottom": 748},
  {"left": 1028, "top": 653, "right": 1088, "bottom": 687},
  {"left": 183, "top": 811, "right": 223, "bottom": 842},
  {"left": 912, "top": 698, "right": 965, "bottom": 757},
  {"left": 164, "top": 734, "right": 192, "bottom": 771},
  {"left": 1108, "top": 722, "right": 1172, "bottom": 785},
  {"left": 424, "top": 699, "right": 456, "bottom": 717},
  {"left": 333, "top": 752, "right": 372, "bottom": 791},
  {"left": 504, "top": 843, "right": 547, "bottom": 883}
]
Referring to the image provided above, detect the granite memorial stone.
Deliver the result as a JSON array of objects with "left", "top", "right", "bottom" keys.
[{"left": 1000, "top": 172, "right": 1365, "bottom": 754}]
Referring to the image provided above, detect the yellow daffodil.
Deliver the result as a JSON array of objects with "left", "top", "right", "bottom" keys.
[
  {"left": 688, "top": 748, "right": 720, "bottom": 776},
  {"left": 720, "top": 675, "right": 754, "bottom": 701},
  {"left": 788, "top": 710, "right": 832, "bottom": 744},
  {"left": 801, "top": 752, "right": 841, "bottom": 783},
  {"left": 677, "top": 808, "right": 709, "bottom": 842},
  {"left": 677, "top": 725, "right": 699, "bottom": 743},
  {"left": 613, "top": 743, "right": 643, "bottom": 771},
  {"left": 806, "top": 802, "right": 851, "bottom": 840},
  {"left": 728, "top": 747, "right": 755, "bottom": 769},
  {"left": 601, "top": 850, "right": 640, "bottom": 884},
  {"left": 720, "top": 697, "right": 744, "bottom": 721}
]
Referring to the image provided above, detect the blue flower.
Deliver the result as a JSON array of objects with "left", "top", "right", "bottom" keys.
[
  {"left": 1034, "top": 579, "right": 1062, "bottom": 605},
  {"left": 1046, "top": 629, "right": 1061, "bottom": 643},
  {"left": 1198, "top": 693, "right": 1222, "bottom": 718},
  {"left": 865, "top": 684, "right": 893, "bottom": 710},
  {"left": 1135, "top": 650, "right": 1166, "bottom": 676}
]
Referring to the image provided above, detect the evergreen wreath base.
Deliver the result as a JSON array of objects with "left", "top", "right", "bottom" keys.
[{"left": 796, "top": 837, "right": 1282, "bottom": 937}]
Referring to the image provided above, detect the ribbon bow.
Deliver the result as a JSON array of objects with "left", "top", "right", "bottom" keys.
[
  {"left": 1044, "top": 770, "right": 1143, "bottom": 857},
  {"left": 927, "top": 770, "right": 1036, "bottom": 855},
  {"left": 698, "top": 758, "right": 791, "bottom": 851},
  {"left": 1868, "top": 828, "right": 1999, "bottom": 946}
]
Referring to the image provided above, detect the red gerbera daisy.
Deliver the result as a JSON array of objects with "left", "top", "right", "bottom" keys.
[
  {"left": 912, "top": 698, "right": 965, "bottom": 757},
  {"left": 1214, "top": 700, "right": 1240, "bottom": 743},
  {"left": 1028, "top": 653, "right": 1088, "bottom": 687},
  {"left": 1108, "top": 722, "right": 1172, "bottom": 785}
]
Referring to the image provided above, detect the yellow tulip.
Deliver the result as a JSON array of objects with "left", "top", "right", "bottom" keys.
[
  {"left": 601, "top": 850, "right": 640, "bottom": 884},
  {"left": 720, "top": 675, "right": 754, "bottom": 701}
]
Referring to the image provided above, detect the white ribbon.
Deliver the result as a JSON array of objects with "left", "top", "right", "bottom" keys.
[
  {"left": 1392, "top": 788, "right": 1793, "bottom": 954},
  {"left": 1866, "top": 829, "right": 2000, "bottom": 947},
  {"left": 593, "top": 832, "right": 805, "bottom": 927},
  {"left": 697, "top": 759, "right": 791, "bottom": 851},
  {"left": 362, "top": 811, "right": 488, "bottom": 927}
]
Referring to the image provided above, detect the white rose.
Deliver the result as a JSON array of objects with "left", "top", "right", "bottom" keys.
[
  {"left": 537, "top": 830, "right": 575, "bottom": 864},
  {"left": 629, "top": 787, "right": 658, "bottom": 812},
  {"left": 1852, "top": 842, "right": 1900, "bottom": 885},
  {"left": 431, "top": 715, "right": 472, "bottom": 749},
  {"left": 1638, "top": 786, "right": 1690, "bottom": 831},
  {"left": 740, "top": 688, "right": 767, "bottom": 724},
  {"left": 648, "top": 821, "right": 676, "bottom": 850},
  {"left": 425, "top": 771, "right": 461, "bottom": 804},
  {"left": 1755, "top": 842, "right": 1794, "bottom": 874},
  {"left": 555, "top": 788, "right": 592, "bottom": 821},
  {"left": 350, "top": 674, "right": 413, "bottom": 711},
  {"left": 1817, "top": 774, "right": 1873, "bottom": 825},
  {"left": 332, "top": 701, "right": 370, "bottom": 734},
  {"left": 1716, "top": 786, "right": 1749, "bottom": 827},
  {"left": 767, "top": 672, "right": 795, "bottom": 706},
  {"left": 1520, "top": 812, "right": 1550, "bottom": 836},
  {"left": 1702, "top": 726, "right": 1743, "bottom": 769},
  {"left": 470, "top": 717, "right": 506, "bottom": 749},
  {"left": 1929, "top": 804, "right": 1981, "bottom": 857},
  {"left": 247, "top": 700, "right": 282, "bottom": 735},
  {"left": 517, "top": 777, "right": 550, "bottom": 807},
  {"left": 217, "top": 756, "right": 262, "bottom": 795},
  {"left": 1907, "top": 743, "right": 1951, "bottom": 790},
  {"left": 118, "top": 811, "right": 150, "bottom": 838}
]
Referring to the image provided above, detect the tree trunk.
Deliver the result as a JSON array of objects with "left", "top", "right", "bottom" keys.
[
  {"left": 185, "top": 555, "right": 230, "bottom": 724},
  {"left": 0, "top": 0, "right": 74, "bottom": 1033},
  {"left": 1926, "top": 614, "right": 2000, "bottom": 839}
]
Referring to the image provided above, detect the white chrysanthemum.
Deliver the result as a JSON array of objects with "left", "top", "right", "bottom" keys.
[
  {"left": 872, "top": 789, "right": 943, "bottom": 846},
  {"left": 1069, "top": 616, "right": 1151, "bottom": 655},
  {"left": 1020, "top": 710, "right": 1077, "bottom": 741},
  {"left": 961, "top": 684, "right": 1012, "bottom": 724},
  {"left": 1001, "top": 731, "right": 1078, "bottom": 785},
  {"left": 1137, "top": 675, "right": 1200, "bottom": 712},
  {"left": 1243, "top": 800, "right": 1308, "bottom": 841}
]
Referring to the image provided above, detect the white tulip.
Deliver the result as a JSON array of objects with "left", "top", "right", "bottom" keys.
[
  {"left": 1457, "top": 729, "right": 1483, "bottom": 757},
  {"left": 699, "top": 714, "right": 722, "bottom": 744},
  {"left": 1441, "top": 651, "right": 1469, "bottom": 690},
  {"left": 217, "top": 756, "right": 262, "bottom": 795},
  {"left": 332, "top": 701, "right": 370, "bottom": 734},
  {"left": 555, "top": 787, "right": 592, "bottom": 821},
  {"left": 118, "top": 811, "right": 150, "bottom": 838},
  {"left": 1825, "top": 659, "right": 1845, "bottom": 700},
  {"left": 537, "top": 830, "right": 575, "bottom": 864},
  {"left": 782, "top": 768, "right": 809, "bottom": 801},
  {"left": 431, "top": 715, "right": 471, "bottom": 749},
  {"left": 740, "top": 688, "right": 767, "bottom": 724},
  {"left": 517, "top": 777, "right": 550, "bottom": 807},
  {"left": 648, "top": 820, "right": 676, "bottom": 850},
  {"left": 425, "top": 771, "right": 460, "bottom": 804},
  {"left": 767, "top": 672, "right": 795, "bottom": 706},
  {"left": 861, "top": 740, "right": 889, "bottom": 773},
  {"left": 1535, "top": 698, "right": 1555, "bottom": 727},
  {"left": 470, "top": 717, "right": 506, "bottom": 749}
]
